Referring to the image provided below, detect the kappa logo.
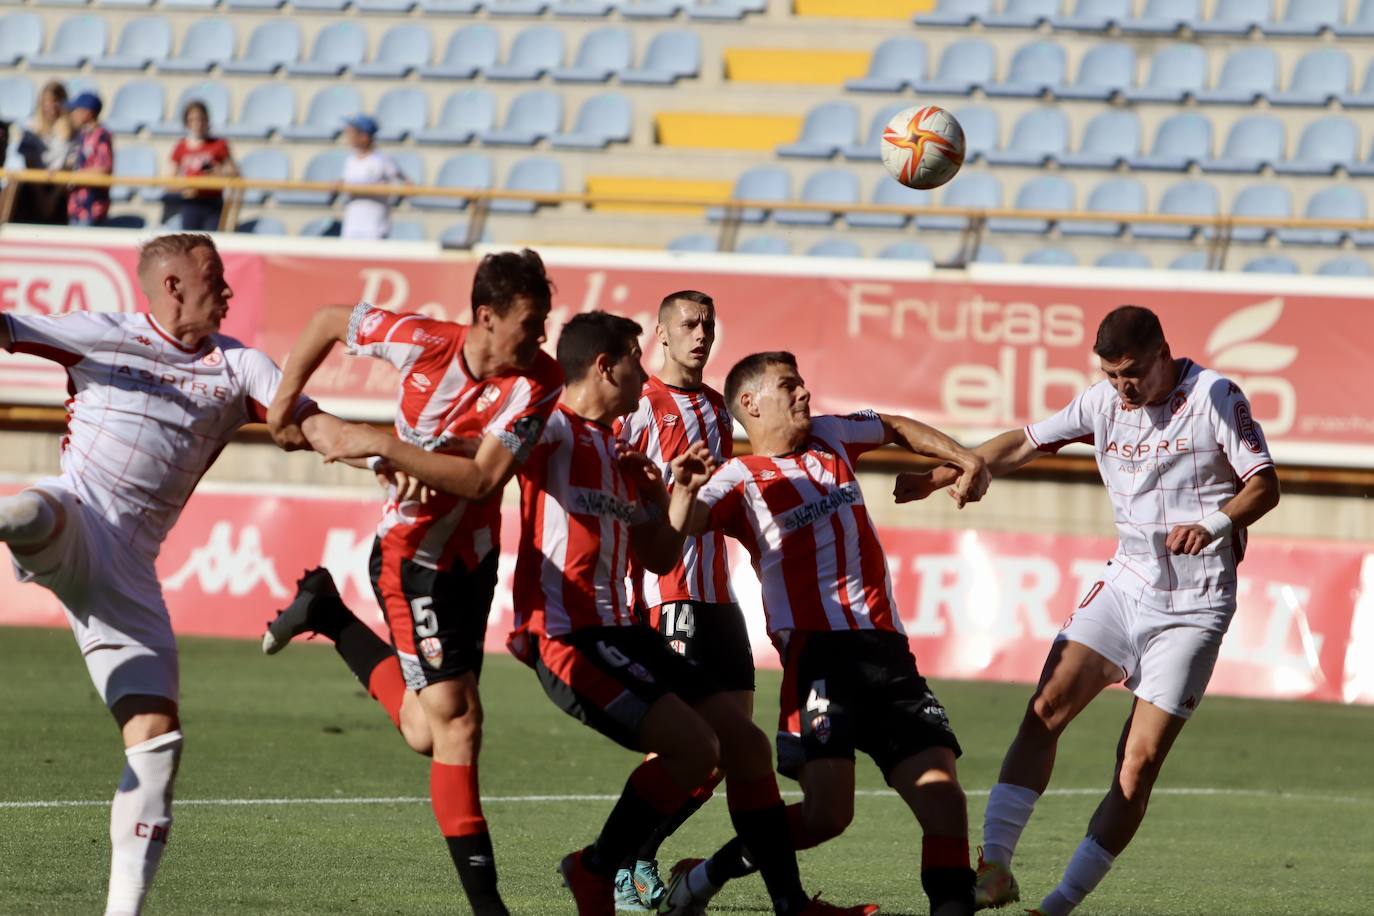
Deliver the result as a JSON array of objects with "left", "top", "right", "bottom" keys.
[
  {"left": 164, "top": 522, "right": 289, "bottom": 598},
  {"left": 410, "top": 372, "right": 432, "bottom": 392},
  {"left": 359, "top": 310, "right": 386, "bottom": 338},
  {"left": 133, "top": 335, "right": 154, "bottom": 347},
  {"left": 1182, "top": 694, "right": 1198, "bottom": 711}
]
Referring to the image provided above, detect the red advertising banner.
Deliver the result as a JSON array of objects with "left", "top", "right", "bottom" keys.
[
  {"left": 2, "top": 232, "right": 1372, "bottom": 466},
  {"left": 1, "top": 485, "right": 1370, "bottom": 706}
]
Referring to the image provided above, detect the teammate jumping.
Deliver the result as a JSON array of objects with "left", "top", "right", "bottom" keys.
[{"left": 895, "top": 306, "right": 1281, "bottom": 916}]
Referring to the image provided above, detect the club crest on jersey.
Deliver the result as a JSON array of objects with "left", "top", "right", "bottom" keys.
[
  {"left": 476, "top": 384, "right": 500, "bottom": 411},
  {"left": 419, "top": 637, "right": 444, "bottom": 669},
  {"left": 133, "top": 335, "right": 154, "bottom": 347},
  {"left": 201, "top": 349, "right": 223, "bottom": 368},
  {"left": 359, "top": 310, "right": 386, "bottom": 338},
  {"left": 812, "top": 715, "right": 832, "bottom": 744},
  {"left": 1170, "top": 392, "right": 1187, "bottom": 415}
]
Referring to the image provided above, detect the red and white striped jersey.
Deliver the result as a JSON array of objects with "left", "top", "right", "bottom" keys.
[
  {"left": 512, "top": 405, "right": 650, "bottom": 642},
  {"left": 696, "top": 411, "right": 903, "bottom": 637},
  {"left": 345, "top": 301, "right": 564, "bottom": 571},
  {"left": 615, "top": 376, "right": 735, "bottom": 609}
]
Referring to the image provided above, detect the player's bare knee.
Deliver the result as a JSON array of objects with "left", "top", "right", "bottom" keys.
[
  {"left": 1116, "top": 750, "right": 1163, "bottom": 800},
  {"left": 400, "top": 721, "right": 434, "bottom": 756},
  {"left": 1027, "top": 690, "right": 1072, "bottom": 734},
  {"left": 805, "top": 795, "right": 854, "bottom": 842},
  {"left": 715, "top": 716, "right": 770, "bottom": 773}
]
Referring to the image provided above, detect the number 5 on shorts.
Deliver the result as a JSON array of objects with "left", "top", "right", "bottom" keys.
[{"left": 410, "top": 595, "right": 438, "bottom": 638}]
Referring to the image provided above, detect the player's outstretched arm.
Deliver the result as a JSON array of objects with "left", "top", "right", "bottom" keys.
[
  {"left": 894, "top": 428, "right": 1040, "bottom": 504},
  {"left": 880, "top": 412, "right": 990, "bottom": 507},
  {"left": 631, "top": 443, "right": 716, "bottom": 574},
  {"left": 323, "top": 423, "right": 517, "bottom": 502},
  {"left": 267, "top": 305, "right": 353, "bottom": 447},
  {"left": 1165, "top": 467, "right": 1281, "bottom": 556}
]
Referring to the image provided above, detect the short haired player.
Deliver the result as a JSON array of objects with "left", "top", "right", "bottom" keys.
[
  {"left": 894, "top": 306, "right": 1281, "bottom": 915},
  {"left": 663, "top": 351, "right": 990, "bottom": 916}
]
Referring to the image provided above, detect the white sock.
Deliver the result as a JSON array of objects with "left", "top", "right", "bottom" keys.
[
  {"left": 0, "top": 491, "right": 57, "bottom": 546},
  {"left": 982, "top": 782, "right": 1040, "bottom": 867},
  {"left": 105, "top": 731, "right": 183, "bottom": 916},
  {"left": 1038, "top": 836, "right": 1116, "bottom": 916}
]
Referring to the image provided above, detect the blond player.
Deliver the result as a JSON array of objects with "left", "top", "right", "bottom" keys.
[{"left": 895, "top": 305, "right": 1281, "bottom": 915}]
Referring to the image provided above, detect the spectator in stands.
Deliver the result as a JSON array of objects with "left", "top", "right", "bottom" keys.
[
  {"left": 166, "top": 100, "right": 239, "bottom": 232},
  {"left": 339, "top": 114, "right": 409, "bottom": 241},
  {"left": 15, "top": 80, "right": 73, "bottom": 225},
  {"left": 65, "top": 92, "right": 113, "bottom": 228}
]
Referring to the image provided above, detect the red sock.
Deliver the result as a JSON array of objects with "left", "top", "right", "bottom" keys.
[
  {"left": 630, "top": 757, "right": 693, "bottom": 816},
  {"left": 784, "top": 803, "right": 825, "bottom": 852},
  {"left": 431, "top": 761, "right": 487, "bottom": 837},
  {"left": 366, "top": 657, "right": 406, "bottom": 731},
  {"left": 691, "top": 769, "right": 724, "bottom": 803},
  {"left": 922, "top": 834, "right": 971, "bottom": 871},
  {"left": 724, "top": 772, "right": 783, "bottom": 812}
]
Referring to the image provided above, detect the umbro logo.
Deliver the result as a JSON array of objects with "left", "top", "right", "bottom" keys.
[
  {"left": 476, "top": 384, "right": 500, "bottom": 410},
  {"left": 758, "top": 469, "right": 778, "bottom": 480},
  {"left": 411, "top": 373, "right": 432, "bottom": 391},
  {"left": 661, "top": 413, "right": 679, "bottom": 426}
]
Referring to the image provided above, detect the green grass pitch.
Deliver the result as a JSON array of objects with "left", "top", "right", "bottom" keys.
[{"left": 1, "top": 626, "right": 1370, "bottom": 915}]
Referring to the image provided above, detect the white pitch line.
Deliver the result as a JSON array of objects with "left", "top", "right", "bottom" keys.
[{"left": 2, "top": 787, "right": 1372, "bottom": 811}]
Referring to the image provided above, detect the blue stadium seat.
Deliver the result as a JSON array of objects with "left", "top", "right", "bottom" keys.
[
  {"left": 420, "top": 25, "right": 499, "bottom": 81},
  {"left": 281, "top": 85, "right": 362, "bottom": 141},
  {"left": 551, "top": 92, "right": 632, "bottom": 149},
  {"left": 1134, "top": 179, "right": 1219, "bottom": 240},
  {"left": 163, "top": 0, "right": 219, "bottom": 8},
  {"left": 621, "top": 30, "right": 700, "bottom": 85},
  {"left": 846, "top": 37, "right": 926, "bottom": 93},
  {"left": 842, "top": 102, "right": 906, "bottom": 161},
  {"left": 1051, "top": 0, "right": 1131, "bottom": 32},
  {"left": 159, "top": 18, "right": 235, "bottom": 74},
  {"left": 1058, "top": 42, "right": 1135, "bottom": 101},
  {"left": 488, "top": 0, "right": 550, "bottom": 14},
  {"left": 111, "top": 143, "right": 158, "bottom": 203},
  {"left": 1169, "top": 252, "right": 1211, "bottom": 271},
  {"left": 985, "top": 0, "right": 1060, "bottom": 28},
  {"left": 222, "top": 21, "right": 300, "bottom": 76},
  {"left": 971, "top": 244, "right": 1005, "bottom": 264},
  {"left": 1061, "top": 177, "right": 1146, "bottom": 237},
  {"left": 915, "top": 0, "right": 992, "bottom": 27},
  {"left": 986, "top": 107, "right": 1069, "bottom": 166},
  {"left": 223, "top": 83, "right": 294, "bottom": 140},
  {"left": 236, "top": 148, "right": 289, "bottom": 205},
  {"left": 1271, "top": 48, "right": 1349, "bottom": 107},
  {"left": 1196, "top": 47, "right": 1278, "bottom": 105},
  {"left": 1337, "top": 59, "right": 1374, "bottom": 109},
  {"left": 104, "top": 215, "right": 148, "bottom": 230},
  {"left": 735, "top": 235, "right": 790, "bottom": 256},
  {"left": 1336, "top": 0, "right": 1374, "bottom": 37},
  {"left": 277, "top": 149, "right": 346, "bottom": 206},
  {"left": 416, "top": 88, "right": 496, "bottom": 145},
  {"left": 150, "top": 81, "right": 230, "bottom": 137},
  {"left": 0, "top": 75, "right": 33, "bottom": 123},
  {"left": 1127, "top": 112, "right": 1212, "bottom": 172},
  {"left": 989, "top": 175, "right": 1074, "bottom": 233},
  {"left": 487, "top": 26, "right": 563, "bottom": 81},
  {"left": 388, "top": 221, "right": 427, "bottom": 241},
  {"left": 807, "top": 237, "right": 863, "bottom": 259},
  {"left": 775, "top": 169, "right": 860, "bottom": 227},
  {"left": 916, "top": 171, "right": 1001, "bottom": 231},
  {"left": 356, "top": 0, "right": 418, "bottom": 12},
  {"left": 1194, "top": 0, "right": 1274, "bottom": 35},
  {"left": 418, "top": 0, "right": 482, "bottom": 13},
  {"left": 375, "top": 88, "right": 428, "bottom": 142},
  {"left": 1060, "top": 109, "right": 1140, "bottom": 169},
  {"left": 299, "top": 218, "right": 341, "bottom": 238},
  {"left": 986, "top": 40, "right": 1066, "bottom": 98},
  {"left": 1242, "top": 255, "right": 1299, "bottom": 275},
  {"left": 30, "top": 15, "right": 106, "bottom": 69},
  {"left": 1277, "top": 186, "right": 1369, "bottom": 246},
  {"left": 104, "top": 80, "right": 164, "bottom": 134},
  {"left": 356, "top": 24, "right": 431, "bottom": 79},
  {"left": 0, "top": 13, "right": 42, "bottom": 68},
  {"left": 1125, "top": 43, "right": 1207, "bottom": 103},
  {"left": 287, "top": 22, "right": 365, "bottom": 77},
  {"left": 951, "top": 105, "right": 999, "bottom": 163},
  {"left": 618, "top": 0, "right": 684, "bottom": 20},
  {"left": 237, "top": 217, "right": 286, "bottom": 235},
  {"left": 912, "top": 37, "right": 996, "bottom": 96},
  {"left": 552, "top": 0, "right": 616, "bottom": 15},
  {"left": 685, "top": 0, "right": 751, "bottom": 22},
  {"left": 480, "top": 89, "right": 562, "bottom": 146},
  {"left": 1228, "top": 183, "right": 1291, "bottom": 243},
  {"left": 1265, "top": 0, "right": 1341, "bottom": 35},
  {"left": 1316, "top": 256, "right": 1373, "bottom": 277},
  {"left": 1274, "top": 116, "right": 1358, "bottom": 175},
  {"left": 778, "top": 101, "right": 859, "bottom": 159},
  {"left": 489, "top": 156, "right": 563, "bottom": 214},
  {"left": 1023, "top": 248, "right": 1079, "bottom": 267},
  {"left": 668, "top": 233, "right": 718, "bottom": 253},
  {"left": 390, "top": 150, "right": 424, "bottom": 186},
  {"left": 878, "top": 241, "right": 934, "bottom": 262},
  {"left": 1202, "top": 115, "right": 1284, "bottom": 174},
  {"left": 412, "top": 153, "right": 492, "bottom": 210},
  {"left": 553, "top": 27, "right": 632, "bottom": 83},
  {"left": 95, "top": 16, "right": 170, "bottom": 71},
  {"left": 226, "top": 0, "right": 285, "bottom": 10},
  {"left": 708, "top": 165, "right": 789, "bottom": 223},
  {"left": 846, "top": 178, "right": 929, "bottom": 230},
  {"left": 1121, "top": 0, "right": 1199, "bottom": 35},
  {"left": 1096, "top": 249, "right": 1152, "bottom": 269}
]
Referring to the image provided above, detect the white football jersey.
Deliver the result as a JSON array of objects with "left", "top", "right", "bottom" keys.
[
  {"left": 3, "top": 311, "right": 292, "bottom": 557},
  {"left": 1026, "top": 359, "right": 1274, "bottom": 616}
]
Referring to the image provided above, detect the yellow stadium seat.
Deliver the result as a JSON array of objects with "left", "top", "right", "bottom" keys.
[
  {"left": 584, "top": 176, "right": 734, "bottom": 214},
  {"left": 793, "top": 0, "right": 936, "bottom": 19},
  {"left": 724, "top": 48, "right": 871, "bottom": 86},
  {"left": 655, "top": 112, "right": 803, "bottom": 151}
]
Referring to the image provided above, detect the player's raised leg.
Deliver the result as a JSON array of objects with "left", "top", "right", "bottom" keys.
[
  {"left": 106, "top": 693, "right": 183, "bottom": 916},
  {"left": 0, "top": 489, "right": 60, "bottom": 547}
]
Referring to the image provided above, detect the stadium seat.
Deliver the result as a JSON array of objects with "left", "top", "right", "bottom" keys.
[
  {"left": 356, "top": 0, "right": 418, "bottom": 13},
  {"left": 807, "top": 237, "right": 863, "bottom": 259},
  {"left": 1061, "top": 177, "right": 1147, "bottom": 237},
  {"left": 618, "top": 0, "right": 684, "bottom": 21},
  {"left": 1060, "top": 109, "right": 1140, "bottom": 169},
  {"left": 690, "top": 0, "right": 764, "bottom": 21},
  {"left": 1196, "top": 47, "right": 1278, "bottom": 105},
  {"left": 846, "top": 178, "right": 929, "bottom": 230},
  {"left": 420, "top": 25, "right": 499, "bottom": 81},
  {"left": 1228, "top": 183, "right": 1291, "bottom": 243},
  {"left": 0, "top": 74, "right": 32, "bottom": 123},
  {"left": 989, "top": 175, "right": 1074, "bottom": 233},
  {"left": 159, "top": 17, "right": 235, "bottom": 74},
  {"left": 237, "top": 217, "right": 286, "bottom": 235},
  {"left": 1023, "top": 248, "right": 1079, "bottom": 267},
  {"left": 226, "top": 0, "right": 285, "bottom": 10},
  {"left": 1121, "top": 0, "right": 1200, "bottom": 35},
  {"left": 223, "top": 83, "right": 294, "bottom": 140},
  {"left": 489, "top": 156, "right": 562, "bottom": 214},
  {"left": 488, "top": 0, "right": 550, "bottom": 14},
  {"left": 418, "top": 0, "right": 482, "bottom": 13},
  {"left": 439, "top": 222, "right": 490, "bottom": 248},
  {"left": 986, "top": 107, "right": 1070, "bottom": 167},
  {"left": 222, "top": 21, "right": 300, "bottom": 76},
  {"left": 668, "top": 233, "right": 718, "bottom": 253},
  {"left": 103, "top": 80, "right": 164, "bottom": 134},
  {"left": 480, "top": 90, "right": 562, "bottom": 146},
  {"left": 1242, "top": 254, "right": 1299, "bottom": 275},
  {"left": 1271, "top": 49, "right": 1350, "bottom": 107},
  {"left": 986, "top": 40, "right": 1067, "bottom": 98},
  {"left": 735, "top": 235, "right": 790, "bottom": 256},
  {"left": 1274, "top": 116, "right": 1358, "bottom": 175},
  {"left": 95, "top": 16, "right": 171, "bottom": 71},
  {"left": 553, "top": 27, "right": 632, "bottom": 83},
  {"left": 971, "top": 244, "right": 1005, "bottom": 264},
  {"left": 845, "top": 37, "right": 926, "bottom": 93},
  {"left": 1278, "top": 186, "right": 1369, "bottom": 246},
  {"left": 877, "top": 241, "right": 934, "bottom": 262},
  {"left": 912, "top": 38, "right": 996, "bottom": 96},
  {"left": 552, "top": 0, "right": 616, "bottom": 15},
  {"left": 150, "top": 81, "right": 230, "bottom": 137},
  {"left": 287, "top": 22, "right": 366, "bottom": 77},
  {"left": 1051, "top": 0, "right": 1132, "bottom": 32},
  {"left": 915, "top": 0, "right": 992, "bottom": 27},
  {"left": 416, "top": 88, "right": 496, "bottom": 145},
  {"left": 1194, "top": 0, "right": 1275, "bottom": 35},
  {"left": 104, "top": 214, "right": 148, "bottom": 229},
  {"left": 1338, "top": 60, "right": 1374, "bottom": 109},
  {"left": 917, "top": 171, "right": 1001, "bottom": 232},
  {"left": 390, "top": 150, "right": 425, "bottom": 187},
  {"left": 1201, "top": 115, "right": 1285, "bottom": 173},
  {"left": 951, "top": 105, "right": 999, "bottom": 163},
  {"left": 621, "top": 30, "right": 700, "bottom": 85},
  {"left": 236, "top": 148, "right": 290, "bottom": 205},
  {"left": 412, "top": 154, "right": 493, "bottom": 210},
  {"left": 842, "top": 102, "right": 907, "bottom": 161},
  {"left": 777, "top": 101, "right": 859, "bottom": 159},
  {"left": 1127, "top": 112, "right": 1213, "bottom": 172},
  {"left": 1169, "top": 252, "right": 1211, "bottom": 270},
  {"left": 1316, "top": 256, "right": 1373, "bottom": 277},
  {"left": 30, "top": 15, "right": 106, "bottom": 70},
  {"left": 1335, "top": 0, "right": 1374, "bottom": 37},
  {"left": 1096, "top": 249, "right": 1152, "bottom": 269},
  {"left": 0, "top": 13, "right": 42, "bottom": 68},
  {"left": 1134, "top": 179, "right": 1219, "bottom": 240},
  {"left": 1265, "top": 0, "right": 1341, "bottom": 35},
  {"left": 984, "top": 0, "right": 1060, "bottom": 28},
  {"left": 375, "top": 88, "right": 428, "bottom": 142},
  {"left": 356, "top": 24, "right": 431, "bottom": 79},
  {"left": 707, "top": 165, "right": 789, "bottom": 223},
  {"left": 299, "top": 218, "right": 341, "bottom": 238},
  {"left": 387, "top": 221, "right": 427, "bottom": 241},
  {"left": 775, "top": 169, "right": 860, "bottom": 227},
  {"left": 1057, "top": 42, "right": 1135, "bottom": 101},
  {"left": 487, "top": 26, "right": 563, "bottom": 81},
  {"left": 111, "top": 143, "right": 158, "bottom": 203},
  {"left": 1125, "top": 44, "right": 1207, "bottom": 103},
  {"left": 281, "top": 85, "right": 362, "bottom": 141},
  {"left": 551, "top": 92, "right": 632, "bottom": 149},
  {"left": 277, "top": 149, "right": 346, "bottom": 206}
]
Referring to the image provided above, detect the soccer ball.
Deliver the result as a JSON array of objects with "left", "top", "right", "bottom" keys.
[{"left": 880, "top": 105, "right": 966, "bottom": 191}]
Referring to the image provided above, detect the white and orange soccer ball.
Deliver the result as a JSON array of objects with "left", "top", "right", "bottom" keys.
[{"left": 880, "top": 105, "right": 966, "bottom": 191}]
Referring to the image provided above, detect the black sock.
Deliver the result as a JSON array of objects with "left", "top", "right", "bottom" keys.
[
  {"left": 584, "top": 765, "right": 680, "bottom": 876},
  {"left": 704, "top": 836, "right": 757, "bottom": 886},
  {"left": 444, "top": 833, "right": 508, "bottom": 916},
  {"left": 922, "top": 866, "right": 976, "bottom": 916},
  {"left": 333, "top": 614, "right": 394, "bottom": 686},
  {"left": 636, "top": 790, "right": 712, "bottom": 862},
  {"left": 728, "top": 803, "right": 807, "bottom": 915}
]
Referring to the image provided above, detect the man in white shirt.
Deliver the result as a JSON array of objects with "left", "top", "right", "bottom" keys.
[
  {"left": 895, "top": 305, "right": 1281, "bottom": 916},
  {"left": 339, "top": 114, "right": 408, "bottom": 241}
]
